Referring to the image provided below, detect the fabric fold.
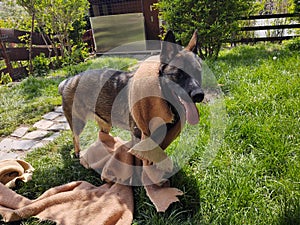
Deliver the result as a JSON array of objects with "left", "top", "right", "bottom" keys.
[
  {"left": 0, "top": 133, "right": 182, "bottom": 225},
  {"left": 80, "top": 132, "right": 183, "bottom": 213},
  {"left": 0, "top": 181, "right": 133, "bottom": 225},
  {"left": 0, "top": 159, "right": 34, "bottom": 188}
]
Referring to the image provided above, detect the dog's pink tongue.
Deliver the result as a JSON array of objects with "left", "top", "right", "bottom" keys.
[{"left": 181, "top": 100, "right": 199, "bottom": 125}]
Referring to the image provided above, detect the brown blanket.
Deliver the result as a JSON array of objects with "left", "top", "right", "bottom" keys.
[
  {"left": 0, "top": 132, "right": 182, "bottom": 224},
  {"left": 0, "top": 159, "right": 34, "bottom": 188},
  {"left": 0, "top": 181, "right": 133, "bottom": 224},
  {"left": 81, "top": 132, "right": 183, "bottom": 212}
]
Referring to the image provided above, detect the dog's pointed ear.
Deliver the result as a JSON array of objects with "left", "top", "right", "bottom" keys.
[
  {"left": 160, "top": 30, "right": 179, "bottom": 64},
  {"left": 185, "top": 30, "right": 198, "bottom": 54}
]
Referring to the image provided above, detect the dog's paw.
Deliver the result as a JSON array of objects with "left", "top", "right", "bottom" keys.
[
  {"left": 128, "top": 138, "right": 173, "bottom": 172},
  {"left": 73, "top": 152, "right": 80, "bottom": 159}
]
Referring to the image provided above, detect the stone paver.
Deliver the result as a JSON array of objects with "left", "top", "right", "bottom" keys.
[
  {"left": 33, "top": 120, "right": 54, "bottom": 130},
  {"left": 55, "top": 106, "right": 63, "bottom": 113},
  {"left": 0, "top": 105, "right": 69, "bottom": 160},
  {"left": 48, "top": 123, "right": 70, "bottom": 131},
  {"left": 0, "top": 138, "right": 37, "bottom": 151},
  {"left": 12, "top": 140, "right": 38, "bottom": 151},
  {"left": 31, "top": 141, "right": 49, "bottom": 150},
  {"left": 23, "top": 130, "right": 49, "bottom": 140},
  {"left": 11, "top": 127, "right": 29, "bottom": 138},
  {"left": 43, "top": 132, "right": 60, "bottom": 141},
  {"left": 54, "top": 116, "right": 67, "bottom": 123},
  {"left": 0, "top": 151, "right": 19, "bottom": 160},
  {"left": 0, "top": 138, "right": 15, "bottom": 151},
  {"left": 42, "top": 112, "right": 61, "bottom": 120}
]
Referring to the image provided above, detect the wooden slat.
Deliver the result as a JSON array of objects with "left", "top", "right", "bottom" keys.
[
  {"left": 240, "top": 13, "right": 300, "bottom": 20},
  {"left": 0, "top": 28, "right": 62, "bottom": 80},
  {"left": 240, "top": 23, "right": 300, "bottom": 31},
  {"left": 231, "top": 35, "right": 300, "bottom": 43},
  {"left": 0, "top": 28, "right": 48, "bottom": 45},
  {"left": 0, "top": 67, "right": 27, "bottom": 81},
  {"left": 232, "top": 13, "right": 300, "bottom": 44},
  {"left": 0, "top": 47, "right": 56, "bottom": 61},
  {"left": 0, "top": 40, "right": 13, "bottom": 75}
]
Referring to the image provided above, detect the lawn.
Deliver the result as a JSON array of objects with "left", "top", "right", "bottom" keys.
[
  {"left": 0, "top": 57, "right": 137, "bottom": 136},
  {"left": 0, "top": 43, "right": 299, "bottom": 225}
]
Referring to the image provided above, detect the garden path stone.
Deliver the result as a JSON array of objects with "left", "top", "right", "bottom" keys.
[
  {"left": 54, "top": 116, "right": 67, "bottom": 123},
  {"left": 42, "top": 112, "right": 61, "bottom": 120},
  {"left": 48, "top": 123, "right": 70, "bottom": 131},
  {"left": 0, "top": 151, "right": 19, "bottom": 160},
  {"left": 11, "top": 127, "right": 29, "bottom": 138},
  {"left": 1, "top": 105, "right": 70, "bottom": 159},
  {"left": 0, "top": 138, "right": 37, "bottom": 151},
  {"left": 13, "top": 140, "right": 38, "bottom": 151},
  {"left": 55, "top": 106, "right": 63, "bottom": 113},
  {"left": 31, "top": 141, "right": 49, "bottom": 150},
  {"left": 43, "top": 132, "right": 60, "bottom": 142},
  {"left": 23, "top": 130, "right": 49, "bottom": 140},
  {"left": 0, "top": 138, "right": 15, "bottom": 151},
  {"left": 33, "top": 120, "right": 54, "bottom": 130}
]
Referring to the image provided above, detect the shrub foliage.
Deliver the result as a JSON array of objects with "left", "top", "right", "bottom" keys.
[{"left": 156, "top": 0, "right": 255, "bottom": 59}]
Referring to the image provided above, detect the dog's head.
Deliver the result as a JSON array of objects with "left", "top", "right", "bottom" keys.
[{"left": 159, "top": 30, "right": 204, "bottom": 125}]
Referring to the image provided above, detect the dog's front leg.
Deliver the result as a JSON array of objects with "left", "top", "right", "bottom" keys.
[
  {"left": 73, "top": 135, "right": 81, "bottom": 157},
  {"left": 128, "top": 133, "right": 173, "bottom": 173}
]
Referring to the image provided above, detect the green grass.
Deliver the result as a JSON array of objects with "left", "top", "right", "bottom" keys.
[
  {"left": 0, "top": 44, "right": 299, "bottom": 225},
  {"left": 0, "top": 77, "right": 62, "bottom": 136},
  {"left": 0, "top": 56, "right": 137, "bottom": 136},
  {"left": 200, "top": 43, "right": 300, "bottom": 224}
]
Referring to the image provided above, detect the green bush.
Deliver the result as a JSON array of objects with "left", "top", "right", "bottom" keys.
[
  {"left": 156, "top": 0, "right": 255, "bottom": 59},
  {"left": 0, "top": 72, "right": 12, "bottom": 84},
  {"left": 284, "top": 37, "right": 300, "bottom": 51},
  {"left": 32, "top": 53, "right": 50, "bottom": 77},
  {"left": 294, "top": 0, "right": 300, "bottom": 15},
  {"left": 61, "top": 44, "right": 89, "bottom": 67}
]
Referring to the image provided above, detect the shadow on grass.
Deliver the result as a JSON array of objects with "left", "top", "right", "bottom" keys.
[
  {"left": 17, "top": 132, "right": 102, "bottom": 201},
  {"left": 279, "top": 200, "right": 300, "bottom": 225},
  {"left": 8, "top": 130, "right": 200, "bottom": 225},
  {"left": 171, "top": 169, "right": 201, "bottom": 219},
  {"left": 0, "top": 137, "right": 99, "bottom": 224},
  {"left": 133, "top": 168, "right": 200, "bottom": 225}
]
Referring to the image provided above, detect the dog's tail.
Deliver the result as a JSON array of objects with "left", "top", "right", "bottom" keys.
[{"left": 58, "top": 79, "right": 68, "bottom": 95}]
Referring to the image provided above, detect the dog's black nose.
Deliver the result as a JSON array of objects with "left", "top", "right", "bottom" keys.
[{"left": 191, "top": 90, "right": 204, "bottom": 103}]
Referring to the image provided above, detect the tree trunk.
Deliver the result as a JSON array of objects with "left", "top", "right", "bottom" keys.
[{"left": 29, "top": 12, "right": 35, "bottom": 75}]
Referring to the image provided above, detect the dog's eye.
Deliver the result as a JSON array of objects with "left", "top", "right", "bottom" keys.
[
  {"left": 166, "top": 73, "right": 183, "bottom": 82},
  {"left": 176, "top": 73, "right": 184, "bottom": 80}
]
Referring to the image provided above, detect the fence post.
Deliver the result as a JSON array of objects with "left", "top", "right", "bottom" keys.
[{"left": 0, "top": 38, "right": 13, "bottom": 77}]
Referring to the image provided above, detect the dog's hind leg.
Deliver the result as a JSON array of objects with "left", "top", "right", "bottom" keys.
[
  {"left": 73, "top": 135, "right": 80, "bottom": 157},
  {"left": 94, "top": 115, "right": 111, "bottom": 135},
  {"left": 72, "top": 117, "right": 86, "bottom": 157}
]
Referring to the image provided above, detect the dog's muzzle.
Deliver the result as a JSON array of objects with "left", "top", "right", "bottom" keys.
[{"left": 190, "top": 89, "right": 204, "bottom": 103}]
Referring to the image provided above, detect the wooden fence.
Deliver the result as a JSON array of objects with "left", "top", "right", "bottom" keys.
[
  {"left": 232, "top": 13, "right": 300, "bottom": 44},
  {"left": 0, "top": 28, "right": 94, "bottom": 81},
  {"left": 0, "top": 28, "right": 58, "bottom": 80}
]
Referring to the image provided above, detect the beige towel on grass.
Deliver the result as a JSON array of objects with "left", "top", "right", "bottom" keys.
[
  {"left": 0, "top": 181, "right": 133, "bottom": 224},
  {"left": 0, "top": 132, "right": 182, "bottom": 224},
  {"left": 0, "top": 159, "right": 34, "bottom": 188},
  {"left": 0, "top": 134, "right": 135, "bottom": 225},
  {"left": 80, "top": 132, "right": 183, "bottom": 213}
]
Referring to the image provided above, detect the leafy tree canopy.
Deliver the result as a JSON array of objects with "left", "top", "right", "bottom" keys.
[
  {"left": 157, "top": 0, "right": 255, "bottom": 59},
  {"left": 0, "top": 0, "right": 31, "bottom": 29},
  {"left": 0, "top": 0, "right": 90, "bottom": 68}
]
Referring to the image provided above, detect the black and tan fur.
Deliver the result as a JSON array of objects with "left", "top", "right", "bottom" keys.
[{"left": 59, "top": 30, "right": 204, "bottom": 157}]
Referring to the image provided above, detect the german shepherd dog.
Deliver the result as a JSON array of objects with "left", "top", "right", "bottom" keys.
[{"left": 59, "top": 30, "right": 204, "bottom": 157}]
